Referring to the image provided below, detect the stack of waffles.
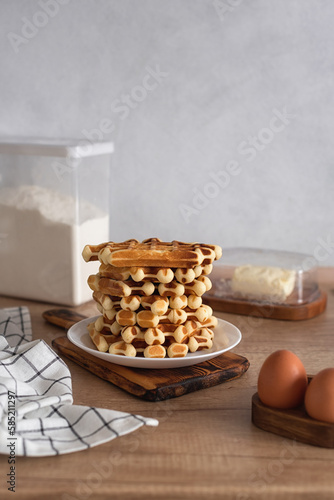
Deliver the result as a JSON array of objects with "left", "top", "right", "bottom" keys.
[{"left": 82, "top": 238, "right": 222, "bottom": 358}]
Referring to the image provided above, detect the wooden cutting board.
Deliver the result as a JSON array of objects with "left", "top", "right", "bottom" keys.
[
  {"left": 44, "top": 308, "right": 250, "bottom": 402},
  {"left": 203, "top": 290, "right": 327, "bottom": 321}
]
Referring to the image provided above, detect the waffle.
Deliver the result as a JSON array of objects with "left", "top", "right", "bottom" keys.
[
  {"left": 139, "top": 295, "right": 169, "bottom": 315},
  {"left": 145, "top": 325, "right": 190, "bottom": 345},
  {"left": 83, "top": 237, "right": 222, "bottom": 358},
  {"left": 109, "top": 341, "right": 137, "bottom": 357},
  {"left": 116, "top": 310, "right": 137, "bottom": 326},
  {"left": 94, "top": 315, "right": 122, "bottom": 336},
  {"left": 83, "top": 237, "right": 222, "bottom": 268},
  {"left": 143, "top": 344, "right": 166, "bottom": 359},
  {"left": 93, "top": 314, "right": 213, "bottom": 338},
  {"left": 88, "top": 275, "right": 155, "bottom": 297},
  {"left": 93, "top": 291, "right": 143, "bottom": 312},
  {"left": 98, "top": 303, "right": 213, "bottom": 328},
  {"left": 138, "top": 304, "right": 213, "bottom": 328},
  {"left": 92, "top": 290, "right": 118, "bottom": 310},
  {"left": 174, "top": 264, "right": 212, "bottom": 283},
  {"left": 158, "top": 277, "right": 211, "bottom": 298},
  {"left": 98, "top": 262, "right": 213, "bottom": 284},
  {"left": 201, "top": 316, "right": 218, "bottom": 329},
  {"left": 121, "top": 326, "right": 145, "bottom": 344},
  {"left": 88, "top": 314, "right": 215, "bottom": 358},
  {"left": 82, "top": 239, "right": 138, "bottom": 262},
  {"left": 87, "top": 323, "right": 109, "bottom": 352},
  {"left": 167, "top": 343, "right": 189, "bottom": 358},
  {"left": 169, "top": 294, "right": 202, "bottom": 310},
  {"left": 99, "top": 263, "right": 174, "bottom": 284},
  {"left": 89, "top": 274, "right": 209, "bottom": 298},
  {"left": 183, "top": 276, "right": 212, "bottom": 296},
  {"left": 93, "top": 290, "right": 202, "bottom": 313},
  {"left": 93, "top": 306, "right": 218, "bottom": 349},
  {"left": 88, "top": 324, "right": 123, "bottom": 348},
  {"left": 188, "top": 334, "right": 213, "bottom": 352}
]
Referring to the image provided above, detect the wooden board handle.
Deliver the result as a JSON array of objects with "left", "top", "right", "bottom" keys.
[{"left": 42, "top": 308, "right": 87, "bottom": 330}]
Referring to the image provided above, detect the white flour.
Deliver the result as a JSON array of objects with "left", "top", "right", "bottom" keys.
[{"left": 0, "top": 185, "right": 109, "bottom": 305}]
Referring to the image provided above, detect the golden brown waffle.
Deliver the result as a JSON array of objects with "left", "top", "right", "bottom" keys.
[
  {"left": 183, "top": 276, "right": 212, "bottom": 296},
  {"left": 116, "top": 310, "right": 137, "bottom": 326},
  {"left": 95, "top": 304, "right": 118, "bottom": 321},
  {"left": 188, "top": 333, "right": 213, "bottom": 352},
  {"left": 98, "top": 262, "right": 212, "bottom": 284},
  {"left": 157, "top": 281, "right": 185, "bottom": 297},
  {"left": 88, "top": 274, "right": 155, "bottom": 297},
  {"left": 157, "top": 277, "right": 211, "bottom": 298},
  {"left": 143, "top": 344, "right": 166, "bottom": 358},
  {"left": 95, "top": 314, "right": 213, "bottom": 338},
  {"left": 98, "top": 263, "right": 174, "bottom": 284},
  {"left": 174, "top": 264, "right": 212, "bottom": 283},
  {"left": 94, "top": 315, "right": 122, "bottom": 336},
  {"left": 90, "top": 274, "right": 209, "bottom": 299},
  {"left": 136, "top": 305, "right": 213, "bottom": 328},
  {"left": 92, "top": 290, "right": 117, "bottom": 310},
  {"left": 168, "top": 294, "right": 202, "bottom": 309},
  {"left": 87, "top": 323, "right": 109, "bottom": 352},
  {"left": 84, "top": 237, "right": 222, "bottom": 358},
  {"left": 88, "top": 316, "right": 215, "bottom": 357},
  {"left": 167, "top": 343, "right": 189, "bottom": 358},
  {"left": 82, "top": 239, "right": 138, "bottom": 262},
  {"left": 93, "top": 291, "right": 142, "bottom": 311},
  {"left": 98, "top": 303, "right": 213, "bottom": 328},
  {"left": 88, "top": 325, "right": 123, "bottom": 351},
  {"left": 83, "top": 238, "right": 222, "bottom": 268},
  {"left": 200, "top": 316, "right": 218, "bottom": 329},
  {"left": 94, "top": 290, "right": 203, "bottom": 314},
  {"left": 145, "top": 325, "right": 189, "bottom": 345},
  {"left": 121, "top": 326, "right": 145, "bottom": 345},
  {"left": 109, "top": 341, "right": 137, "bottom": 357},
  {"left": 139, "top": 295, "right": 169, "bottom": 315}
]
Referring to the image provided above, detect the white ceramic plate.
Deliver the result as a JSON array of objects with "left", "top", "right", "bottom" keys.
[{"left": 67, "top": 316, "right": 242, "bottom": 369}]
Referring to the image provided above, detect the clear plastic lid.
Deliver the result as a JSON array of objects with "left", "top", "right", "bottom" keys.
[
  {"left": 208, "top": 248, "right": 319, "bottom": 305},
  {"left": 0, "top": 137, "right": 114, "bottom": 158}
]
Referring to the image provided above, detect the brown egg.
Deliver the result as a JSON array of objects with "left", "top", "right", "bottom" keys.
[
  {"left": 257, "top": 349, "right": 308, "bottom": 409},
  {"left": 304, "top": 368, "right": 334, "bottom": 423}
]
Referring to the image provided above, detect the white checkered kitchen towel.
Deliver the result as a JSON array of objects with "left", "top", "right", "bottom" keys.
[{"left": 0, "top": 307, "right": 158, "bottom": 456}]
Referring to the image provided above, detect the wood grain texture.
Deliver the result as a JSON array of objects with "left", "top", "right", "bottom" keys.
[
  {"left": 51, "top": 336, "right": 250, "bottom": 401},
  {"left": 0, "top": 268, "right": 333, "bottom": 500},
  {"left": 252, "top": 392, "right": 334, "bottom": 448},
  {"left": 42, "top": 308, "right": 88, "bottom": 329},
  {"left": 203, "top": 289, "right": 327, "bottom": 320}
]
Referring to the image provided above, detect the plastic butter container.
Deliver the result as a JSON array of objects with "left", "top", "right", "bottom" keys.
[
  {"left": 208, "top": 248, "right": 319, "bottom": 306},
  {"left": 0, "top": 138, "right": 113, "bottom": 305}
]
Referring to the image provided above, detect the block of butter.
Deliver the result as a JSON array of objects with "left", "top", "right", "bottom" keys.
[{"left": 231, "top": 265, "right": 296, "bottom": 301}]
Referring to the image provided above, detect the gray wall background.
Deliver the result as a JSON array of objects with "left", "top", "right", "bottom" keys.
[{"left": 1, "top": 0, "right": 334, "bottom": 266}]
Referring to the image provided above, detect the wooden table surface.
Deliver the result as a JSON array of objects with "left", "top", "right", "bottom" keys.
[{"left": 1, "top": 269, "right": 333, "bottom": 500}]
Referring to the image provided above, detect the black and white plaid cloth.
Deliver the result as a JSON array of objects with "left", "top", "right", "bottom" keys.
[{"left": 0, "top": 307, "right": 158, "bottom": 456}]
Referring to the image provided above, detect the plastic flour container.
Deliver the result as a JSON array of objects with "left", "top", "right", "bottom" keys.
[{"left": 0, "top": 138, "right": 113, "bottom": 305}]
